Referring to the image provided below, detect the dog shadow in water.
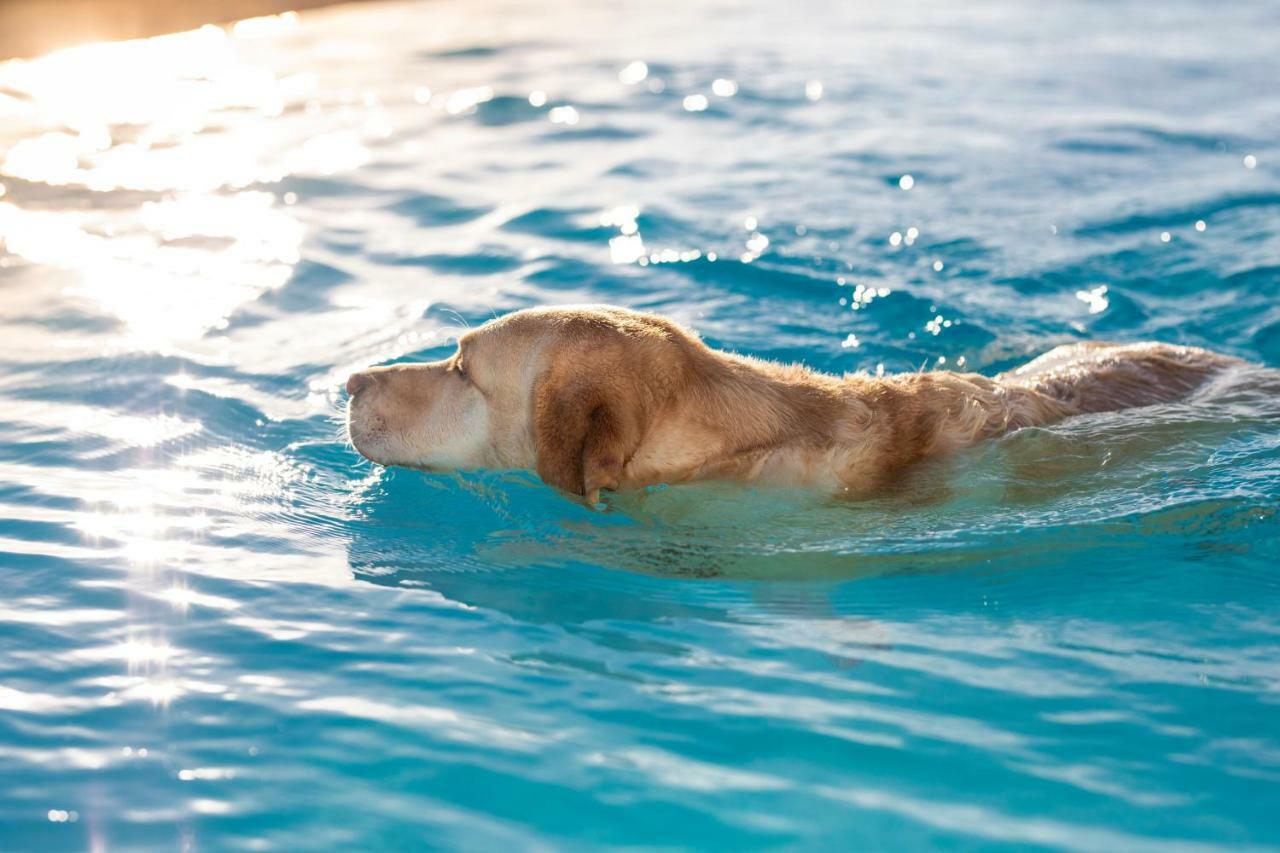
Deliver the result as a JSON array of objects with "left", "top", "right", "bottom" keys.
[{"left": 341, "top": 470, "right": 898, "bottom": 667}]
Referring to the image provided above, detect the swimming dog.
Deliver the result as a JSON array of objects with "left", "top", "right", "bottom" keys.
[{"left": 346, "top": 305, "right": 1240, "bottom": 503}]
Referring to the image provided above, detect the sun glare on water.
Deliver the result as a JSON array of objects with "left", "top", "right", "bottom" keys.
[
  {"left": 0, "top": 14, "right": 367, "bottom": 350},
  {"left": 0, "top": 15, "right": 374, "bottom": 740}
]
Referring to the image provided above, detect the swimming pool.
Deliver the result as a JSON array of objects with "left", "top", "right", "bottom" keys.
[{"left": 1, "top": 0, "right": 1279, "bottom": 847}]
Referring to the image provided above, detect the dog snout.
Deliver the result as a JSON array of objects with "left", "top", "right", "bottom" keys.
[{"left": 346, "top": 371, "right": 375, "bottom": 396}]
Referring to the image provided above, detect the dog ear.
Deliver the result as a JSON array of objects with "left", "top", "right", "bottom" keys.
[{"left": 533, "top": 368, "right": 645, "bottom": 506}]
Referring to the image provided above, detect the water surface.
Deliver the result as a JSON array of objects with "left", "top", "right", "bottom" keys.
[{"left": 1, "top": 0, "right": 1279, "bottom": 848}]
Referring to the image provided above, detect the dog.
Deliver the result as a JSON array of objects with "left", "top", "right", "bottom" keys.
[{"left": 346, "top": 305, "right": 1241, "bottom": 504}]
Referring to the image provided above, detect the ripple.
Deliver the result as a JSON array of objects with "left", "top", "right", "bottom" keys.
[
  {"left": 384, "top": 193, "right": 490, "bottom": 228},
  {"left": 1, "top": 0, "right": 1279, "bottom": 848}
]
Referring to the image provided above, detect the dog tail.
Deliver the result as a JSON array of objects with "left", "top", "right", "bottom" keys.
[{"left": 998, "top": 341, "right": 1242, "bottom": 415}]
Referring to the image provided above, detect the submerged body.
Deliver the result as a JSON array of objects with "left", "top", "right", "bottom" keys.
[{"left": 346, "top": 306, "right": 1241, "bottom": 502}]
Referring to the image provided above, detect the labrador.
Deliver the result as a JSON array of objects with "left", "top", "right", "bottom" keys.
[{"left": 346, "top": 305, "right": 1240, "bottom": 504}]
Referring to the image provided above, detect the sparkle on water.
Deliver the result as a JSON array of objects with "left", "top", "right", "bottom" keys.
[{"left": 1, "top": 0, "right": 1279, "bottom": 849}]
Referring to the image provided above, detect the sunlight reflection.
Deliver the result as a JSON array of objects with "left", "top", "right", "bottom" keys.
[
  {"left": 0, "top": 17, "right": 349, "bottom": 350},
  {"left": 0, "top": 192, "right": 300, "bottom": 347},
  {"left": 156, "top": 584, "right": 242, "bottom": 613},
  {"left": 0, "top": 10, "right": 373, "bottom": 736},
  {"left": 231, "top": 11, "right": 301, "bottom": 39},
  {"left": 22, "top": 449, "right": 354, "bottom": 586},
  {"left": 297, "top": 696, "right": 549, "bottom": 751},
  {"left": 17, "top": 400, "right": 202, "bottom": 449},
  {"left": 74, "top": 483, "right": 208, "bottom": 568},
  {"left": 122, "top": 678, "right": 185, "bottom": 707}
]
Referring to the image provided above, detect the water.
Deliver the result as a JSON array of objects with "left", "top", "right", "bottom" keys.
[{"left": 2, "top": 0, "right": 1279, "bottom": 848}]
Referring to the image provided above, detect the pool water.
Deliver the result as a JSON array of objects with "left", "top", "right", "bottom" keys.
[{"left": 2, "top": 0, "right": 1279, "bottom": 848}]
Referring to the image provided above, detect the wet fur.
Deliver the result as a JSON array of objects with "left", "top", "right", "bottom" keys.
[{"left": 347, "top": 306, "right": 1242, "bottom": 503}]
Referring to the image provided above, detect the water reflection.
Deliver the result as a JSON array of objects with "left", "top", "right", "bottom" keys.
[
  {"left": 0, "top": 0, "right": 1278, "bottom": 847},
  {"left": 0, "top": 17, "right": 329, "bottom": 350}
]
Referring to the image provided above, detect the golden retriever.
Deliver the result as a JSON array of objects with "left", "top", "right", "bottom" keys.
[{"left": 346, "top": 305, "right": 1240, "bottom": 504}]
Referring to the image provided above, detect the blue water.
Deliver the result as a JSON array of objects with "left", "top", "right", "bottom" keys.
[{"left": 2, "top": 0, "right": 1279, "bottom": 848}]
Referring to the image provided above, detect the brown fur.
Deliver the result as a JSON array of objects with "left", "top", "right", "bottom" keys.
[{"left": 346, "top": 305, "right": 1242, "bottom": 503}]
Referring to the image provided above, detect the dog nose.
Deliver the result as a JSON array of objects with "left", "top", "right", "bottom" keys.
[{"left": 346, "top": 372, "right": 374, "bottom": 396}]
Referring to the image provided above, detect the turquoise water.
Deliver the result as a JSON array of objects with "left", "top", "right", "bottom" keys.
[{"left": 2, "top": 0, "right": 1280, "bottom": 848}]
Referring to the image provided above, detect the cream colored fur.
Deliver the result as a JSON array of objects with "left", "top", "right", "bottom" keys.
[{"left": 346, "top": 305, "right": 1241, "bottom": 503}]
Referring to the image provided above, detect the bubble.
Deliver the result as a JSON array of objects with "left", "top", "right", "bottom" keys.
[
  {"left": 1160, "top": 231, "right": 1171, "bottom": 243},
  {"left": 528, "top": 90, "right": 547, "bottom": 107},
  {"left": 933, "top": 260, "right": 944, "bottom": 271},
  {"left": 1195, "top": 220, "right": 1206, "bottom": 232},
  {"left": 804, "top": 80, "right": 824, "bottom": 101},
  {"left": 1243, "top": 154, "right": 1258, "bottom": 169},
  {"left": 898, "top": 174, "right": 914, "bottom": 190},
  {"left": 413, "top": 86, "right": 431, "bottom": 105}
]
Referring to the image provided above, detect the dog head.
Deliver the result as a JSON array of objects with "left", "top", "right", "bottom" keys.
[{"left": 346, "top": 305, "right": 694, "bottom": 501}]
